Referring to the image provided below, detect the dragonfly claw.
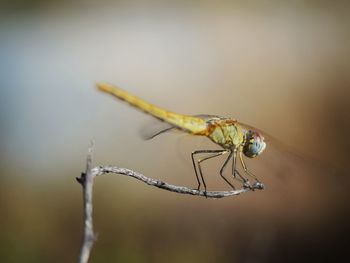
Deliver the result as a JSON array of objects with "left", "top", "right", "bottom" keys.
[
  {"left": 252, "top": 182, "right": 265, "bottom": 190},
  {"left": 243, "top": 181, "right": 264, "bottom": 191}
]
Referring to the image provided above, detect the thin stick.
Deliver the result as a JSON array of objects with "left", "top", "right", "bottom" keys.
[
  {"left": 77, "top": 141, "right": 96, "bottom": 263},
  {"left": 76, "top": 143, "right": 261, "bottom": 263},
  {"left": 92, "top": 166, "right": 253, "bottom": 198}
]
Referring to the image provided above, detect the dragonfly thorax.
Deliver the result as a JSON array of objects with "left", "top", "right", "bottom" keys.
[{"left": 207, "top": 120, "right": 245, "bottom": 149}]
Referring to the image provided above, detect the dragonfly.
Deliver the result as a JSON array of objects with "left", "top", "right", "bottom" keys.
[{"left": 97, "top": 83, "right": 266, "bottom": 193}]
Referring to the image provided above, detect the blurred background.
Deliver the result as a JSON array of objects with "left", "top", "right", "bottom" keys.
[{"left": 0, "top": 1, "right": 349, "bottom": 262}]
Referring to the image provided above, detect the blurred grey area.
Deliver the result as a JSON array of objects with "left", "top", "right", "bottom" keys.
[{"left": 0, "top": 1, "right": 349, "bottom": 262}]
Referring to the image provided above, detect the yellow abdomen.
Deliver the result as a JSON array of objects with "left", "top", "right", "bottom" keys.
[{"left": 97, "top": 83, "right": 208, "bottom": 135}]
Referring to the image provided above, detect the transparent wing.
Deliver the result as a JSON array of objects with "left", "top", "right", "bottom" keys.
[
  {"left": 139, "top": 119, "right": 178, "bottom": 140},
  {"left": 193, "top": 114, "right": 221, "bottom": 120},
  {"left": 237, "top": 121, "right": 305, "bottom": 160},
  {"left": 194, "top": 114, "right": 236, "bottom": 122},
  {"left": 236, "top": 121, "right": 335, "bottom": 191}
]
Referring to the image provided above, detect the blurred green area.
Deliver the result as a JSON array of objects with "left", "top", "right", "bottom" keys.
[{"left": 0, "top": 1, "right": 350, "bottom": 262}]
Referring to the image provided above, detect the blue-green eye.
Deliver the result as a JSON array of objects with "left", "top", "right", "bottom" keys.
[{"left": 243, "top": 130, "right": 266, "bottom": 158}]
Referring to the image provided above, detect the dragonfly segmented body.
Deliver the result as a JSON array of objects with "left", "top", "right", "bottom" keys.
[{"left": 97, "top": 83, "right": 266, "bottom": 192}]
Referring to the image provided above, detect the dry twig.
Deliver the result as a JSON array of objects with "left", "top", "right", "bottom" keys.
[
  {"left": 76, "top": 142, "right": 96, "bottom": 263},
  {"left": 76, "top": 143, "right": 261, "bottom": 263}
]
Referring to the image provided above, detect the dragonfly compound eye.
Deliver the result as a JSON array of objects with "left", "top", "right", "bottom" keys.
[{"left": 243, "top": 130, "right": 266, "bottom": 158}]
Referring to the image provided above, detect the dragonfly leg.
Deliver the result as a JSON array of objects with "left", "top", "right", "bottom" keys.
[
  {"left": 238, "top": 151, "right": 260, "bottom": 181},
  {"left": 239, "top": 152, "right": 264, "bottom": 190},
  {"left": 191, "top": 150, "right": 227, "bottom": 193},
  {"left": 219, "top": 151, "right": 237, "bottom": 190},
  {"left": 232, "top": 149, "right": 249, "bottom": 184}
]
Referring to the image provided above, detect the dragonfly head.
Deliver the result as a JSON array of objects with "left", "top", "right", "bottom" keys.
[{"left": 243, "top": 130, "right": 266, "bottom": 158}]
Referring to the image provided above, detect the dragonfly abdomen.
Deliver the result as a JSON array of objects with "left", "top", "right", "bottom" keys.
[{"left": 97, "top": 83, "right": 208, "bottom": 135}]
